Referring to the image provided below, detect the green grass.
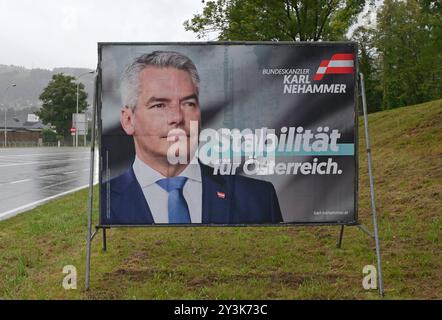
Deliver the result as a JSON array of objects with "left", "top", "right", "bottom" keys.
[{"left": 0, "top": 99, "right": 441, "bottom": 299}]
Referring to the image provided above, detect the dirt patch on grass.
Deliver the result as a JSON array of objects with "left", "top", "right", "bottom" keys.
[
  {"left": 102, "top": 267, "right": 187, "bottom": 283},
  {"left": 186, "top": 271, "right": 356, "bottom": 290}
]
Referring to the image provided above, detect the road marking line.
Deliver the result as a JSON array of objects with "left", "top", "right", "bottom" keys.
[
  {"left": 0, "top": 151, "right": 89, "bottom": 158},
  {"left": 0, "top": 184, "right": 97, "bottom": 221},
  {"left": 64, "top": 171, "right": 77, "bottom": 174},
  {"left": 0, "top": 158, "right": 88, "bottom": 168},
  {"left": 38, "top": 174, "right": 59, "bottom": 178},
  {"left": 0, "top": 159, "right": 30, "bottom": 163},
  {"left": 0, "top": 175, "right": 96, "bottom": 203},
  {"left": 0, "top": 162, "right": 38, "bottom": 168},
  {"left": 10, "top": 179, "right": 32, "bottom": 184}
]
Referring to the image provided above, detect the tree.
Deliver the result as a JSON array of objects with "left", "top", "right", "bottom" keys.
[
  {"left": 352, "top": 24, "right": 383, "bottom": 113},
  {"left": 41, "top": 128, "right": 58, "bottom": 143},
  {"left": 184, "top": 0, "right": 367, "bottom": 41},
  {"left": 375, "top": 0, "right": 441, "bottom": 109},
  {"left": 416, "top": 0, "right": 442, "bottom": 102},
  {"left": 37, "top": 73, "right": 88, "bottom": 138}
]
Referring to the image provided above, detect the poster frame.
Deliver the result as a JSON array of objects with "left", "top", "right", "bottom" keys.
[{"left": 96, "top": 41, "right": 360, "bottom": 227}]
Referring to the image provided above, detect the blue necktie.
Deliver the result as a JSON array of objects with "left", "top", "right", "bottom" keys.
[{"left": 156, "top": 176, "right": 191, "bottom": 224}]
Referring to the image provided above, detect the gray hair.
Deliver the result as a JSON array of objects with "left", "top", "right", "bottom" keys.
[{"left": 120, "top": 51, "right": 200, "bottom": 109}]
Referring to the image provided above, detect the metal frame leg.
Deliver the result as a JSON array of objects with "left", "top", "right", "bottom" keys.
[
  {"left": 357, "top": 224, "right": 375, "bottom": 238},
  {"left": 337, "top": 225, "right": 345, "bottom": 248},
  {"left": 360, "top": 73, "right": 384, "bottom": 297},
  {"left": 102, "top": 228, "right": 107, "bottom": 252},
  {"left": 85, "top": 73, "right": 98, "bottom": 291}
]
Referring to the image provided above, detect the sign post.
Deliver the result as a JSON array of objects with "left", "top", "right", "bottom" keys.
[
  {"left": 70, "top": 127, "right": 76, "bottom": 147},
  {"left": 73, "top": 113, "right": 88, "bottom": 147}
]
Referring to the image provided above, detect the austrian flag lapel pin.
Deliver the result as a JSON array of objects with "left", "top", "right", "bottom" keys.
[{"left": 217, "top": 191, "right": 226, "bottom": 199}]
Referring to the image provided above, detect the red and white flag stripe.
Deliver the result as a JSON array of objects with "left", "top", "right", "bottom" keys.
[
  {"left": 217, "top": 191, "right": 226, "bottom": 199},
  {"left": 314, "top": 53, "right": 354, "bottom": 81}
]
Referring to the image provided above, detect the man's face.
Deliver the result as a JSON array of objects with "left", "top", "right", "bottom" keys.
[{"left": 121, "top": 67, "right": 201, "bottom": 164}]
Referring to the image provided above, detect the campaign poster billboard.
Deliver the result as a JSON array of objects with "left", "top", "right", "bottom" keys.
[{"left": 98, "top": 42, "right": 358, "bottom": 226}]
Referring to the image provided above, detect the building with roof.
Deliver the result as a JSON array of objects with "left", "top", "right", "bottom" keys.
[{"left": 1, "top": 114, "right": 51, "bottom": 147}]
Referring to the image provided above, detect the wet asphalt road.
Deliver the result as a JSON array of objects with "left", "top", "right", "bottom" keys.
[{"left": 0, "top": 147, "right": 97, "bottom": 220}]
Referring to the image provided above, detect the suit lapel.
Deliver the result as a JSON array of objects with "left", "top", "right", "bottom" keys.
[
  {"left": 200, "top": 164, "right": 231, "bottom": 224},
  {"left": 114, "top": 165, "right": 232, "bottom": 224},
  {"left": 115, "top": 168, "right": 154, "bottom": 224}
]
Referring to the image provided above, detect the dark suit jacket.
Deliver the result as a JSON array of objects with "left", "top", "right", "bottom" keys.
[{"left": 101, "top": 163, "right": 283, "bottom": 225}]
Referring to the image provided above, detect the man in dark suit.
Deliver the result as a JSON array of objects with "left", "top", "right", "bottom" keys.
[{"left": 101, "top": 51, "right": 282, "bottom": 225}]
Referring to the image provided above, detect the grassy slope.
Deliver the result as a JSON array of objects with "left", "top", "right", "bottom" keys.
[{"left": 0, "top": 99, "right": 441, "bottom": 299}]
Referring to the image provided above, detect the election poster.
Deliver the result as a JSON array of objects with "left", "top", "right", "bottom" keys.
[{"left": 98, "top": 42, "right": 358, "bottom": 225}]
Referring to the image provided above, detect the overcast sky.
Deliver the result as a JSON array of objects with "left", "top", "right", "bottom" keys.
[{"left": 0, "top": 0, "right": 205, "bottom": 70}]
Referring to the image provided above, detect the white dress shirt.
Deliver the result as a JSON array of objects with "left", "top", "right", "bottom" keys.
[{"left": 132, "top": 155, "right": 202, "bottom": 223}]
